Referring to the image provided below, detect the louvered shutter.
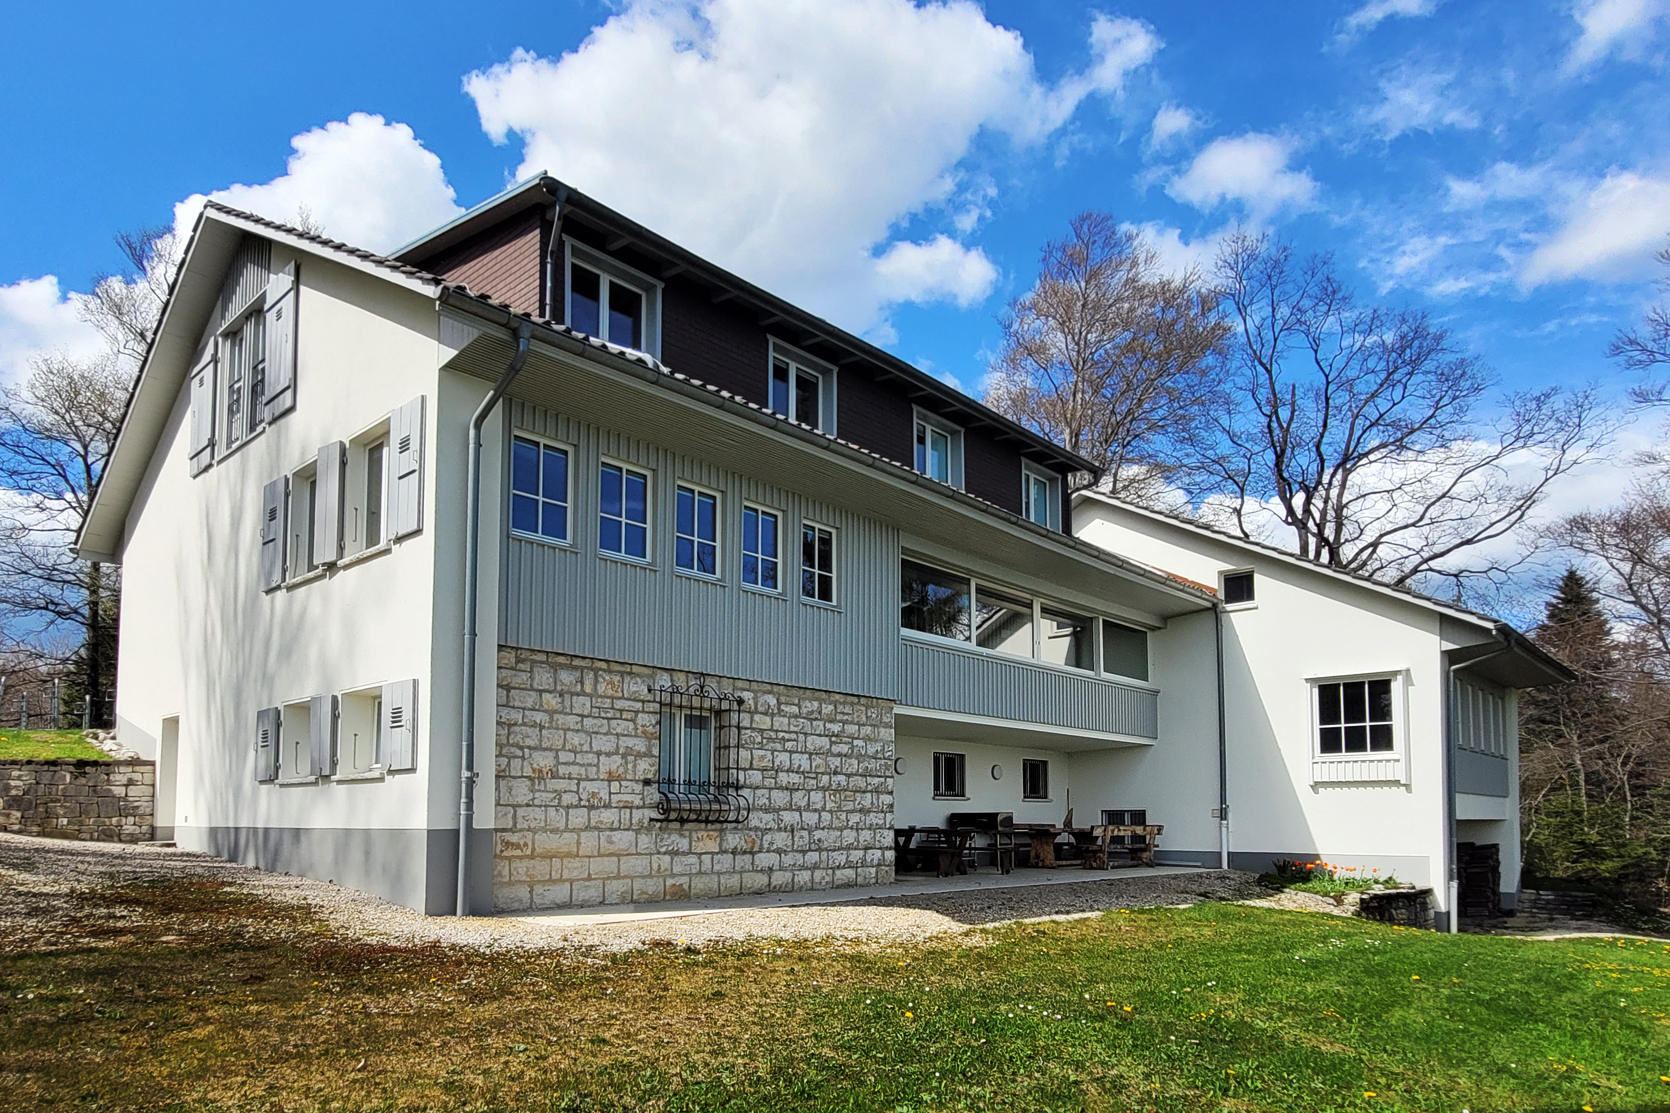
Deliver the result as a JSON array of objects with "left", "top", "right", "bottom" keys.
[
  {"left": 260, "top": 477, "right": 287, "bottom": 591},
  {"left": 382, "top": 678, "right": 417, "bottom": 771},
  {"left": 308, "top": 694, "right": 335, "bottom": 776},
  {"left": 188, "top": 354, "right": 217, "bottom": 475},
  {"left": 313, "top": 441, "right": 346, "bottom": 566},
  {"left": 391, "top": 396, "right": 425, "bottom": 538},
  {"left": 255, "top": 706, "right": 280, "bottom": 782},
  {"left": 263, "top": 263, "right": 298, "bottom": 421}
]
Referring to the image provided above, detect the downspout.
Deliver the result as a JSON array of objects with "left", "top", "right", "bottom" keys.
[
  {"left": 455, "top": 320, "right": 533, "bottom": 916},
  {"left": 1215, "top": 603, "right": 1230, "bottom": 870},
  {"left": 1441, "top": 639, "right": 1514, "bottom": 933}
]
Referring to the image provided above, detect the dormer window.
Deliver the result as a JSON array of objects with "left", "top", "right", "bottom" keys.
[
  {"left": 768, "top": 341, "right": 836, "bottom": 433},
  {"left": 1021, "top": 463, "right": 1060, "bottom": 530},
  {"left": 564, "top": 240, "right": 660, "bottom": 358},
  {"left": 913, "top": 408, "right": 964, "bottom": 488}
]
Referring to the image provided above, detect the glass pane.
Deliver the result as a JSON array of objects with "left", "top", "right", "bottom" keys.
[
  {"left": 1223, "top": 571, "right": 1255, "bottom": 604},
  {"left": 1343, "top": 681, "right": 1367, "bottom": 725},
  {"left": 1369, "top": 678, "right": 1393, "bottom": 723},
  {"left": 1029, "top": 475, "right": 1051, "bottom": 525},
  {"left": 901, "top": 559, "right": 969, "bottom": 640},
  {"left": 365, "top": 443, "right": 384, "bottom": 547},
  {"left": 608, "top": 281, "right": 643, "bottom": 350},
  {"left": 570, "top": 265, "right": 601, "bottom": 336},
  {"left": 761, "top": 557, "right": 778, "bottom": 591},
  {"left": 742, "top": 554, "right": 758, "bottom": 584},
  {"left": 802, "top": 566, "right": 816, "bottom": 599},
  {"left": 624, "top": 471, "right": 647, "bottom": 524},
  {"left": 1318, "top": 683, "right": 1342, "bottom": 726},
  {"left": 599, "top": 516, "right": 621, "bottom": 553},
  {"left": 676, "top": 536, "right": 694, "bottom": 570},
  {"left": 697, "top": 492, "right": 716, "bottom": 541},
  {"left": 742, "top": 508, "right": 759, "bottom": 554},
  {"left": 759, "top": 512, "right": 777, "bottom": 558},
  {"left": 816, "top": 528, "right": 832, "bottom": 573},
  {"left": 1102, "top": 621, "right": 1148, "bottom": 681},
  {"left": 915, "top": 424, "right": 927, "bottom": 474},
  {"left": 625, "top": 523, "right": 647, "bottom": 560},
  {"left": 542, "top": 446, "right": 567, "bottom": 505},
  {"left": 697, "top": 541, "right": 716, "bottom": 576},
  {"left": 512, "top": 438, "right": 540, "bottom": 496},
  {"left": 541, "top": 502, "right": 567, "bottom": 540},
  {"left": 1344, "top": 725, "right": 1368, "bottom": 753},
  {"left": 599, "top": 464, "right": 622, "bottom": 518},
  {"left": 511, "top": 494, "right": 539, "bottom": 534},
  {"left": 794, "top": 370, "right": 820, "bottom": 427},
  {"left": 1040, "top": 609, "right": 1093, "bottom": 670},
  {"left": 975, "top": 587, "right": 1033, "bottom": 657},
  {"left": 676, "top": 487, "right": 695, "bottom": 537},
  {"left": 771, "top": 359, "right": 790, "bottom": 416},
  {"left": 817, "top": 571, "right": 833, "bottom": 604},
  {"left": 1319, "top": 726, "right": 1343, "bottom": 754},
  {"left": 1369, "top": 723, "right": 1394, "bottom": 752},
  {"left": 930, "top": 429, "right": 949, "bottom": 481},
  {"left": 683, "top": 712, "right": 712, "bottom": 784}
]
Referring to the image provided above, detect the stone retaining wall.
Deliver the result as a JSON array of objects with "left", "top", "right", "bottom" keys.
[
  {"left": 494, "top": 648, "right": 895, "bottom": 911},
  {"left": 0, "top": 760, "right": 154, "bottom": 842}
]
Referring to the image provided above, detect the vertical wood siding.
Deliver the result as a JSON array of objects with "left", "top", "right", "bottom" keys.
[
  {"left": 500, "top": 399, "right": 901, "bottom": 699},
  {"left": 429, "top": 208, "right": 544, "bottom": 316},
  {"left": 897, "top": 636, "right": 1159, "bottom": 739},
  {"left": 217, "top": 236, "right": 271, "bottom": 329}
]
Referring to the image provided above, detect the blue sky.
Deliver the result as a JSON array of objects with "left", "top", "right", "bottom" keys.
[{"left": 2, "top": 0, "right": 1666, "bottom": 484}]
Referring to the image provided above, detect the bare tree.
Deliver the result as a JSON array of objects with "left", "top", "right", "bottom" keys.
[
  {"left": 77, "top": 225, "right": 177, "bottom": 368},
  {"left": 1548, "top": 478, "right": 1670, "bottom": 664},
  {"left": 986, "top": 213, "right": 1228, "bottom": 504},
  {"left": 1197, "top": 232, "right": 1605, "bottom": 591},
  {"left": 1610, "top": 237, "right": 1670, "bottom": 407}
]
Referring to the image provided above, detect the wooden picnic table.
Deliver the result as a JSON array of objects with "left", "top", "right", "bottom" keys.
[
  {"left": 894, "top": 826, "right": 979, "bottom": 876},
  {"left": 1013, "top": 823, "right": 1165, "bottom": 869}
]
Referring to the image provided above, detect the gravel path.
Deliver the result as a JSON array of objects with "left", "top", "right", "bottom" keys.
[{"left": 0, "top": 832, "right": 1268, "bottom": 953}]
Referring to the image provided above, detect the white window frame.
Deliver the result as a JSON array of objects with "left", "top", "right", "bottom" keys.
[
  {"left": 741, "top": 502, "right": 783, "bottom": 595},
  {"left": 913, "top": 407, "right": 964, "bottom": 488},
  {"left": 659, "top": 707, "right": 717, "bottom": 787},
  {"left": 1021, "top": 462, "right": 1061, "bottom": 530},
  {"left": 674, "top": 481, "right": 722, "bottom": 581},
  {"left": 277, "top": 697, "right": 318, "bottom": 783},
  {"left": 1221, "top": 567, "right": 1257, "bottom": 609},
  {"left": 768, "top": 339, "right": 837, "bottom": 435},
  {"left": 1309, "top": 671, "right": 1405, "bottom": 762},
  {"left": 217, "top": 299, "right": 268, "bottom": 457},
  {"left": 336, "top": 685, "right": 386, "bottom": 780},
  {"left": 800, "top": 519, "right": 838, "bottom": 607},
  {"left": 598, "top": 457, "right": 653, "bottom": 564},
  {"left": 335, "top": 416, "right": 393, "bottom": 564},
  {"left": 1454, "top": 674, "right": 1510, "bottom": 758},
  {"left": 564, "top": 239, "right": 662, "bottom": 359},
  {"left": 509, "top": 431, "right": 574, "bottom": 547},
  {"left": 285, "top": 459, "right": 321, "bottom": 584}
]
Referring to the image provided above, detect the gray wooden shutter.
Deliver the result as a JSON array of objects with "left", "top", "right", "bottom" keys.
[
  {"left": 308, "top": 694, "right": 335, "bottom": 776},
  {"left": 263, "top": 263, "right": 298, "bottom": 421},
  {"left": 391, "top": 396, "right": 425, "bottom": 538},
  {"left": 313, "top": 441, "right": 346, "bottom": 566},
  {"left": 382, "top": 678, "right": 417, "bottom": 771},
  {"left": 188, "top": 354, "right": 217, "bottom": 475},
  {"left": 260, "top": 477, "right": 288, "bottom": 591},
  {"left": 255, "top": 706, "right": 280, "bottom": 782}
]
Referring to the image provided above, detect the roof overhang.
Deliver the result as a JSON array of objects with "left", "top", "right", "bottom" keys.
[{"left": 1452, "top": 625, "right": 1575, "bottom": 688}]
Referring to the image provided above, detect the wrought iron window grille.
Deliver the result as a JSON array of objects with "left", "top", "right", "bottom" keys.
[{"left": 648, "top": 678, "right": 750, "bottom": 823}]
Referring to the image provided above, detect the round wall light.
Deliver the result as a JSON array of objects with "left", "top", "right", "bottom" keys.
[
  {"left": 894, "top": 757, "right": 908, "bottom": 775},
  {"left": 990, "top": 763, "right": 1004, "bottom": 781}
]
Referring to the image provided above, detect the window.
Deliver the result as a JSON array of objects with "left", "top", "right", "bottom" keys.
[
  {"left": 975, "top": 586, "right": 1032, "bottom": 658},
  {"left": 339, "top": 687, "right": 384, "bottom": 776},
  {"left": 1102, "top": 621, "right": 1149, "bottom": 682},
  {"left": 675, "top": 484, "right": 719, "bottom": 577},
  {"left": 913, "top": 410, "right": 963, "bottom": 487},
  {"left": 287, "top": 463, "right": 318, "bottom": 578},
  {"left": 511, "top": 435, "right": 571, "bottom": 543},
  {"left": 343, "top": 419, "right": 391, "bottom": 558},
  {"left": 1317, "top": 678, "right": 1395, "bottom": 755},
  {"left": 769, "top": 343, "right": 835, "bottom": 433},
  {"left": 565, "top": 242, "right": 661, "bottom": 357},
  {"left": 660, "top": 708, "right": 714, "bottom": 786},
  {"left": 1022, "top": 758, "right": 1049, "bottom": 801},
  {"left": 599, "top": 461, "right": 650, "bottom": 561},
  {"left": 1223, "top": 569, "right": 1255, "bottom": 605},
  {"left": 221, "top": 309, "right": 267, "bottom": 451},
  {"left": 1039, "top": 609, "right": 1094, "bottom": 671},
  {"left": 801, "top": 521, "right": 836, "bottom": 604},
  {"left": 1022, "top": 464, "right": 1060, "bottom": 530},
  {"left": 654, "top": 683, "right": 747, "bottom": 823},
  {"left": 1455, "top": 677, "right": 1508, "bottom": 757},
  {"left": 741, "top": 505, "right": 781, "bottom": 591},
  {"left": 279, "top": 699, "right": 314, "bottom": 781},
  {"left": 933, "top": 751, "right": 967, "bottom": 798},
  {"left": 901, "top": 559, "right": 971, "bottom": 641}
]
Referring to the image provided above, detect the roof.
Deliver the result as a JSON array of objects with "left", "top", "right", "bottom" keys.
[
  {"left": 394, "top": 173, "right": 1098, "bottom": 477},
  {"left": 1074, "top": 489, "right": 1574, "bottom": 686}
]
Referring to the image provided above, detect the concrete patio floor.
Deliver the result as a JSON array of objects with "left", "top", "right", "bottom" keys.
[{"left": 509, "top": 862, "right": 1213, "bottom": 927}]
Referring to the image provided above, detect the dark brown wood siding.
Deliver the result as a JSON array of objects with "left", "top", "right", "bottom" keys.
[
  {"left": 836, "top": 365, "right": 913, "bottom": 467},
  {"left": 964, "top": 427, "right": 1026, "bottom": 516},
  {"left": 660, "top": 278, "right": 770, "bottom": 400},
  {"left": 429, "top": 208, "right": 544, "bottom": 316}
]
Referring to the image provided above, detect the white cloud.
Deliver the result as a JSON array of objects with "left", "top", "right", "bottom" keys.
[
  {"left": 1522, "top": 170, "right": 1670, "bottom": 286},
  {"left": 1147, "top": 104, "right": 1199, "bottom": 149},
  {"left": 1444, "top": 161, "right": 1556, "bottom": 209},
  {"left": 1334, "top": 0, "right": 1439, "bottom": 47},
  {"left": 172, "top": 113, "right": 462, "bottom": 254},
  {"left": 1124, "top": 221, "right": 1228, "bottom": 277},
  {"left": 1565, "top": 0, "right": 1669, "bottom": 73},
  {"left": 1362, "top": 67, "right": 1480, "bottom": 140},
  {"left": 462, "top": 0, "right": 1159, "bottom": 335},
  {"left": 0, "top": 276, "right": 104, "bottom": 389},
  {"left": 1166, "top": 133, "right": 1318, "bottom": 220}
]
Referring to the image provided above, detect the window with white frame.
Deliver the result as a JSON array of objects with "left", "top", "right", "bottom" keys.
[
  {"left": 221, "top": 308, "right": 267, "bottom": 452},
  {"left": 675, "top": 484, "right": 719, "bottom": 577},
  {"left": 344, "top": 419, "right": 390, "bottom": 557},
  {"left": 1038, "top": 608, "right": 1094, "bottom": 672},
  {"left": 1316, "top": 677, "right": 1396, "bottom": 756},
  {"left": 741, "top": 504, "right": 781, "bottom": 591},
  {"left": 599, "top": 460, "right": 650, "bottom": 561},
  {"left": 801, "top": 521, "right": 836, "bottom": 604},
  {"left": 933, "top": 751, "right": 966, "bottom": 798},
  {"left": 769, "top": 343, "right": 835, "bottom": 433},
  {"left": 1223, "top": 569, "right": 1255, "bottom": 605},
  {"left": 1455, "top": 676, "right": 1509, "bottom": 757},
  {"left": 1021, "top": 463, "right": 1060, "bottom": 530},
  {"left": 913, "top": 409, "right": 963, "bottom": 487},
  {"left": 565, "top": 241, "right": 661, "bottom": 357},
  {"left": 511, "top": 435, "right": 571, "bottom": 544},
  {"left": 338, "top": 687, "right": 384, "bottom": 776}
]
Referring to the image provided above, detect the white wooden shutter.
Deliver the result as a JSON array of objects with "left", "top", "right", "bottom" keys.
[
  {"left": 313, "top": 441, "right": 346, "bottom": 567},
  {"left": 391, "top": 396, "right": 425, "bottom": 538},
  {"left": 382, "top": 678, "right": 418, "bottom": 771},
  {"left": 255, "top": 706, "right": 280, "bottom": 782},
  {"left": 188, "top": 354, "right": 217, "bottom": 475},
  {"left": 260, "top": 477, "right": 288, "bottom": 591},
  {"left": 308, "top": 694, "right": 335, "bottom": 776},
  {"left": 263, "top": 263, "right": 298, "bottom": 421}
]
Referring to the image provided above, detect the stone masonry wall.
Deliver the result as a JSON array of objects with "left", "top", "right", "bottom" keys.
[
  {"left": 0, "top": 760, "right": 154, "bottom": 842},
  {"left": 494, "top": 647, "right": 895, "bottom": 911}
]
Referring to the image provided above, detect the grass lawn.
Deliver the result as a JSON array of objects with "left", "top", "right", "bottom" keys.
[
  {"left": 0, "top": 729, "right": 106, "bottom": 761},
  {"left": 2, "top": 881, "right": 1668, "bottom": 1112}
]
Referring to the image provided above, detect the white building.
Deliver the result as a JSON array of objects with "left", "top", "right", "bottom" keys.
[{"left": 76, "top": 180, "right": 1567, "bottom": 927}]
